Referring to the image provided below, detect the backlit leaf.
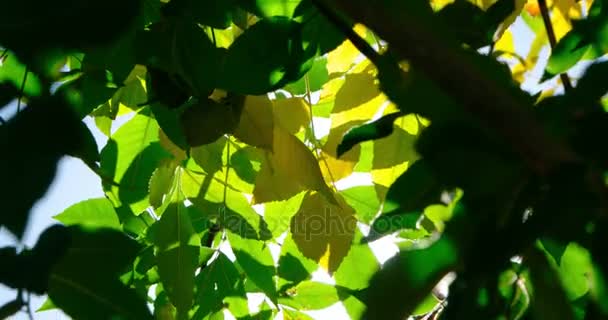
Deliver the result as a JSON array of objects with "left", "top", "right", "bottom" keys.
[
  {"left": 281, "top": 281, "right": 341, "bottom": 310},
  {"left": 233, "top": 95, "right": 274, "bottom": 150},
  {"left": 153, "top": 203, "right": 200, "bottom": 317},
  {"left": 54, "top": 198, "right": 121, "bottom": 230},
  {"left": 290, "top": 192, "right": 356, "bottom": 273},
  {"left": 100, "top": 108, "right": 171, "bottom": 213},
  {"left": 272, "top": 97, "right": 310, "bottom": 134},
  {"left": 253, "top": 126, "right": 334, "bottom": 203},
  {"left": 228, "top": 232, "right": 277, "bottom": 299}
]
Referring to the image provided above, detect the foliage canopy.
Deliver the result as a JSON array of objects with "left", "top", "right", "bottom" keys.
[{"left": 2, "top": 0, "right": 608, "bottom": 319}]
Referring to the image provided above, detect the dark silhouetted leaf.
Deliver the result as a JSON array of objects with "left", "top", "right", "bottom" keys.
[
  {"left": 48, "top": 226, "right": 152, "bottom": 320},
  {"left": 337, "top": 112, "right": 401, "bottom": 157},
  {"left": 219, "top": 17, "right": 308, "bottom": 94}
]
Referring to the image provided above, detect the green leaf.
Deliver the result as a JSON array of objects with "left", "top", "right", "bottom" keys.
[
  {"left": 572, "top": 61, "right": 608, "bottom": 101},
  {"left": 191, "top": 136, "right": 227, "bottom": 175},
  {"left": 364, "top": 237, "right": 457, "bottom": 319},
  {"left": 545, "top": 31, "right": 591, "bottom": 79},
  {"left": 54, "top": 198, "right": 121, "bottom": 229},
  {"left": 265, "top": 192, "right": 306, "bottom": 238},
  {"left": 296, "top": 1, "right": 348, "bottom": 55},
  {"left": 366, "top": 212, "right": 421, "bottom": 242},
  {"left": 527, "top": 246, "right": 576, "bottom": 320},
  {"left": 340, "top": 186, "right": 380, "bottom": 224},
  {"left": 228, "top": 232, "right": 277, "bottom": 300},
  {"left": 277, "top": 234, "right": 317, "bottom": 290},
  {"left": 180, "top": 98, "right": 240, "bottom": 147},
  {"left": 0, "top": 54, "right": 42, "bottom": 96},
  {"left": 100, "top": 109, "right": 171, "bottom": 213},
  {"left": 153, "top": 203, "right": 200, "bottom": 318},
  {"left": 83, "top": 29, "right": 137, "bottom": 84},
  {"left": 558, "top": 243, "right": 594, "bottom": 301},
  {"left": 150, "top": 101, "right": 189, "bottom": 150},
  {"left": 285, "top": 57, "right": 330, "bottom": 95},
  {"left": 195, "top": 253, "right": 244, "bottom": 319},
  {"left": 219, "top": 17, "right": 307, "bottom": 94},
  {"left": 338, "top": 112, "right": 401, "bottom": 157},
  {"left": 162, "top": 0, "right": 236, "bottom": 29},
  {"left": 181, "top": 167, "right": 270, "bottom": 239},
  {"left": 238, "top": 0, "right": 302, "bottom": 18},
  {"left": 334, "top": 230, "right": 380, "bottom": 290},
  {"left": 149, "top": 159, "right": 178, "bottom": 209},
  {"left": 283, "top": 309, "right": 314, "bottom": 320},
  {"left": 48, "top": 226, "right": 152, "bottom": 320},
  {"left": 230, "top": 146, "right": 262, "bottom": 185},
  {"left": 281, "top": 281, "right": 341, "bottom": 310},
  {"left": 173, "top": 21, "right": 222, "bottom": 97},
  {"left": 412, "top": 293, "right": 441, "bottom": 316}
]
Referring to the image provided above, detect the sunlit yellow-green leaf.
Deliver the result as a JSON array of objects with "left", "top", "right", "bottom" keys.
[{"left": 290, "top": 192, "right": 356, "bottom": 273}]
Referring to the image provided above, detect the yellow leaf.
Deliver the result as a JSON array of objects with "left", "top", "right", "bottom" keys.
[
  {"left": 495, "top": 0, "right": 526, "bottom": 40},
  {"left": 334, "top": 73, "right": 379, "bottom": 113},
  {"left": 327, "top": 40, "right": 359, "bottom": 75},
  {"left": 494, "top": 29, "right": 514, "bottom": 53},
  {"left": 395, "top": 114, "right": 422, "bottom": 136},
  {"left": 273, "top": 98, "right": 311, "bottom": 134},
  {"left": 233, "top": 95, "right": 274, "bottom": 150},
  {"left": 552, "top": 16, "right": 571, "bottom": 41},
  {"left": 253, "top": 126, "right": 334, "bottom": 203},
  {"left": 319, "top": 151, "right": 357, "bottom": 184},
  {"left": 326, "top": 24, "right": 367, "bottom": 75},
  {"left": 253, "top": 156, "right": 304, "bottom": 203},
  {"left": 371, "top": 125, "right": 419, "bottom": 200},
  {"left": 430, "top": 0, "right": 455, "bottom": 10},
  {"left": 290, "top": 192, "right": 356, "bottom": 273},
  {"left": 330, "top": 72, "right": 389, "bottom": 129},
  {"left": 319, "top": 121, "right": 364, "bottom": 183},
  {"left": 373, "top": 126, "right": 418, "bottom": 170},
  {"left": 319, "top": 77, "right": 345, "bottom": 105}
]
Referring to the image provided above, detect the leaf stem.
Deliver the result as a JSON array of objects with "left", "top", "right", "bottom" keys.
[
  {"left": 538, "top": 0, "right": 573, "bottom": 91},
  {"left": 17, "top": 66, "right": 28, "bottom": 113},
  {"left": 223, "top": 136, "right": 231, "bottom": 206},
  {"left": 304, "top": 75, "right": 337, "bottom": 190}
]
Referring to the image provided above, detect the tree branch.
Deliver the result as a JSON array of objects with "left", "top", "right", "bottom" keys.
[
  {"left": 538, "top": 0, "right": 573, "bottom": 91},
  {"left": 319, "top": 0, "right": 579, "bottom": 175}
]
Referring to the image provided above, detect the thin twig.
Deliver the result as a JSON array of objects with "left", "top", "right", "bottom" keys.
[
  {"left": 311, "top": 0, "right": 382, "bottom": 65},
  {"left": 25, "top": 292, "right": 33, "bottom": 320},
  {"left": 304, "top": 75, "right": 338, "bottom": 189},
  {"left": 223, "top": 136, "right": 231, "bottom": 206},
  {"left": 16, "top": 66, "right": 28, "bottom": 113},
  {"left": 538, "top": 0, "right": 573, "bottom": 91},
  {"left": 0, "top": 49, "right": 7, "bottom": 61}
]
